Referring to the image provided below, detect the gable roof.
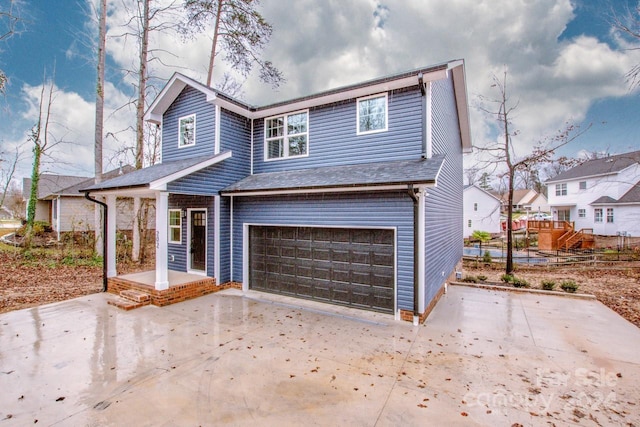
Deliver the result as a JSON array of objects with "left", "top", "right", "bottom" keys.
[
  {"left": 546, "top": 150, "right": 640, "bottom": 183},
  {"left": 145, "top": 60, "right": 472, "bottom": 152},
  {"left": 56, "top": 165, "right": 137, "bottom": 197},
  {"left": 221, "top": 157, "right": 445, "bottom": 196},
  {"left": 80, "top": 152, "right": 232, "bottom": 194},
  {"left": 23, "top": 174, "right": 90, "bottom": 200},
  {"left": 463, "top": 184, "right": 501, "bottom": 202},
  {"left": 590, "top": 181, "right": 640, "bottom": 205}
]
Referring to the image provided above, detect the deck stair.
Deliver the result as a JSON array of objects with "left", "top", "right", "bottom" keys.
[
  {"left": 107, "top": 289, "right": 151, "bottom": 311},
  {"left": 557, "top": 228, "right": 595, "bottom": 251}
]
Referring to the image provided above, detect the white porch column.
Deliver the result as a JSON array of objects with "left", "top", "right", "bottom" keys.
[
  {"left": 155, "top": 191, "right": 169, "bottom": 290},
  {"left": 106, "top": 195, "right": 117, "bottom": 278},
  {"left": 132, "top": 197, "right": 141, "bottom": 262}
]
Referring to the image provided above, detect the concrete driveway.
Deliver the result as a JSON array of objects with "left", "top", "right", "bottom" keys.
[{"left": 1, "top": 285, "right": 639, "bottom": 426}]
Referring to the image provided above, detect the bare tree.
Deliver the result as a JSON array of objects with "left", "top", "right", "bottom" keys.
[
  {"left": 0, "top": 145, "right": 20, "bottom": 209},
  {"left": 25, "top": 74, "right": 62, "bottom": 243},
  {"left": 0, "top": 0, "right": 25, "bottom": 93},
  {"left": 182, "top": 0, "right": 284, "bottom": 88},
  {"left": 93, "top": 0, "right": 107, "bottom": 255},
  {"left": 476, "top": 70, "right": 590, "bottom": 273},
  {"left": 612, "top": 3, "right": 640, "bottom": 90}
]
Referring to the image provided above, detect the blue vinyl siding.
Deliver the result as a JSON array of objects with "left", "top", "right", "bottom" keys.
[
  {"left": 252, "top": 87, "right": 423, "bottom": 173},
  {"left": 168, "top": 108, "right": 252, "bottom": 195},
  {"left": 168, "top": 195, "right": 216, "bottom": 277},
  {"left": 162, "top": 86, "right": 216, "bottom": 162},
  {"left": 218, "top": 196, "right": 231, "bottom": 282},
  {"left": 231, "top": 192, "right": 416, "bottom": 311},
  {"left": 424, "top": 76, "right": 464, "bottom": 306}
]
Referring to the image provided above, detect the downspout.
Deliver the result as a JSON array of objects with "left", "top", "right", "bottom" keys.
[
  {"left": 407, "top": 184, "right": 420, "bottom": 323},
  {"left": 418, "top": 73, "right": 427, "bottom": 159},
  {"left": 84, "top": 192, "right": 108, "bottom": 292}
]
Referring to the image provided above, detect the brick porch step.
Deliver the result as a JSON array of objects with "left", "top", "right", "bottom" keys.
[
  {"left": 107, "top": 289, "right": 151, "bottom": 311},
  {"left": 120, "top": 289, "right": 151, "bottom": 304},
  {"left": 107, "top": 297, "right": 145, "bottom": 311}
]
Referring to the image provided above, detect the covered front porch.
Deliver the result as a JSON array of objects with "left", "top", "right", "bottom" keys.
[{"left": 107, "top": 270, "right": 238, "bottom": 307}]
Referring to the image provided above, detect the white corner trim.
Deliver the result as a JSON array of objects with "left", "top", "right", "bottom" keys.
[
  {"left": 215, "top": 105, "right": 221, "bottom": 155},
  {"left": 417, "top": 189, "right": 426, "bottom": 314},
  {"left": 425, "top": 82, "right": 433, "bottom": 159},
  {"left": 214, "top": 195, "right": 221, "bottom": 282}
]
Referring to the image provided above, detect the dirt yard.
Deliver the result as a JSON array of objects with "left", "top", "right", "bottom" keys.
[{"left": 463, "top": 260, "right": 640, "bottom": 328}]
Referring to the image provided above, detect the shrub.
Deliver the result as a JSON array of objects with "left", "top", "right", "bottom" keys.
[
  {"left": 560, "top": 280, "right": 579, "bottom": 293},
  {"left": 501, "top": 273, "right": 514, "bottom": 283},
  {"left": 541, "top": 280, "right": 556, "bottom": 291},
  {"left": 482, "top": 250, "right": 492, "bottom": 264},
  {"left": 477, "top": 275, "right": 488, "bottom": 282},
  {"left": 461, "top": 275, "right": 478, "bottom": 283},
  {"left": 512, "top": 277, "right": 530, "bottom": 288}
]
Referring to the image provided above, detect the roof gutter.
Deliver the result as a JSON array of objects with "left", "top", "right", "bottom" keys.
[
  {"left": 407, "top": 184, "right": 420, "bottom": 323},
  {"left": 84, "top": 192, "right": 108, "bottom": 292}
]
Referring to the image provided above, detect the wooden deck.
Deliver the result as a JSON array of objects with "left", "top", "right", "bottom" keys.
[{"left": 527, "top": 220, "right": 595, "bottom": 251}]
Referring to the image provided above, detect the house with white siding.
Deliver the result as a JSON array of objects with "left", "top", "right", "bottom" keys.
[
  {"left": 546, "top": 150, "right": 640, "bottom": 237},
  {"left": 82, "top": 60, "right": 472, "bottom": 323},
  {"left": 463, "top": 185, "right": 501, "bottom": 238}
]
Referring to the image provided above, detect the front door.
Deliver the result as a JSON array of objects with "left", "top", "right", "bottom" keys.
[{"left": 189, "top": 210, "right": 207, "bottom": 272}]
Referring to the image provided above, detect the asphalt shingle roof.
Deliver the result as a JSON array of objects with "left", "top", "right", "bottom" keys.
[
  {"left": 547, "top": 150, "right": 640, "bottom": 183},
  {"left": 80, "top": 155, "right": 220, "bottom": 192},
  {"left": 619, "top": 182, "right": 640, "bottom": 203},
  {"left": 221, "top": 156, "right": 445, "bottom": 194}
]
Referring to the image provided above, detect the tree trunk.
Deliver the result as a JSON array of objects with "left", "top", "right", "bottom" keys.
[
  {"left": 133, "top": 0, "right": 150, "bottom": 262},
  {"left": 94, "top": 0, "right": 107, "bottom": 255},
  {"left": 206, "top": 0, "right": 224, "bottom": 87}
]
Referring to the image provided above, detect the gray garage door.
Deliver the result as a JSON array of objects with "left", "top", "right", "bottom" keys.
[{"left": 249, "top": 226, "right": 395, "bottom": 313}]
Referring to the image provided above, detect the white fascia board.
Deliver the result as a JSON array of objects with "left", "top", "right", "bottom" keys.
[
  {"left": 144, "top": 73, "right": 218, "bottom": 124},
  {"left": 545, "top": 171, "right": 618, "bottom": 185},
  {"left": 84, "top": 187, "right": 158, "bottom": 198},
  {"left": 222, "top": 183, "right": 433, "bottom": 197},
  {"left": 249, "top": 71, "right": 448, "bottom": 119},
  {"left": 450, "top": 64, "right": 473, "bottom": 153},
  {"left": 150, "top": 151, "right": 233, "bottom": 191}
]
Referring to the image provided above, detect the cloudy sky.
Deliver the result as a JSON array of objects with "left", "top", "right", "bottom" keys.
[{"left": 0, "top": 0, "right": 639, "bottom": 182}]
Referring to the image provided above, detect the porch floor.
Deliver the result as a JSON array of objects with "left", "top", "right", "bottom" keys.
[
  {"left": 118, "top": 270, "right": 210, "bottom": 287},
  {"left": 107, "top": 270, "right": 238, "bottom": 307}
]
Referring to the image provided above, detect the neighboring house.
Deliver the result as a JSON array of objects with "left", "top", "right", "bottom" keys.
[
  {"left": 463, "top": 185, "right": 501, "bottom": 238},
  {"left": 546, "top": 150, "right": 640, "bottom": 237},
  {"left": 493, "top": 189, "right": 549, "bottom": 213},
  {"left": 82, "top": 60, "right": 472, "bottom": 323},
  {"left": 23, "top": 166, "right": 144, "bottom": 239},
  {"left": 0, "top": 206, "right": 13, "bottom": 220}
]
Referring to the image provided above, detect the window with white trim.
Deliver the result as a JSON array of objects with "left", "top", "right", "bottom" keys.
[
  {"left": 594, "top": 208, "right": 603, "bottom": 223},
  {"left": 474, "top": 203, "right": 478, "bottom": 211},
  {"left": 357, "top": 93, "right": 388, "bottom": 134},
  {"left": 264, "top": 110, "right": 308, "bottom": 160},
  {"left": 169, "top": 209, "right": 182, "bottom": 243},
  {"left": 607, "top": 208, "right": 614, "bottom": 223},
  {"left": 555, "top": 183, "right": 567, "bottom": 196},
  {"left": 578, "top": 209, "right": 586, "bottom": 218},
  {"left": 468, "top": 220, "right": 472, "bottom": 228},
  {"left": 179, "top": 114, "right": 196, "bottom": 147},
  {"left": 579, "top": 181, "right": 587, "bottom": 190}
]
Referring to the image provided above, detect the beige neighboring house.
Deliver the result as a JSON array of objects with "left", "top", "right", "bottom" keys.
[
  {"left": 494, "top": 189, "right": 549, "bottom": 214},
  {"left": 22, "top": 166, "right": 152, "bottom": 239}
]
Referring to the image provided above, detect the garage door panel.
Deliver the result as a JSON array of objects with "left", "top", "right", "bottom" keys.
[{"left": 250, "top": 226, "right": 395, "bottom": 314}]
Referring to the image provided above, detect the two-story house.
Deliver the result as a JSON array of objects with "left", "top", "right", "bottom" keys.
[
  {"left": 82, "top": 60, "right": 472, "bottom": 323},
  {"left": 463, "top": 185, "right": 501, "bottom": 238},
  {"left": 546, "top": 150, "right": 640, "bottom": 237}
]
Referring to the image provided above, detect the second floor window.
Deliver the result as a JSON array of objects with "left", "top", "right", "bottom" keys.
[
  {"left": 555, "top": 183, "right": 567, "bottom": 196},
  {"left": 594, "top": 208, "right": 603, "bottom": 223},
  {"left": 607, "top": 208, "right": 614, "bottom": 223},
  {"left": 579, "top": 181, "right": 587, "bottom": 190},
  {"left": 578, "top": 209, "right": 586, "bottom": 218},
  {"left": 265, "top": 111, "right": 308, "bottom": 160},
  {"left": 474, "top": 203, "right": 478, "bottom": 211},
  {"left": 357, "top": 93, "right": 387, "bottom": 134},
  {"left": 179, "top": 114, "right": 196, "bottom": 147}
]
